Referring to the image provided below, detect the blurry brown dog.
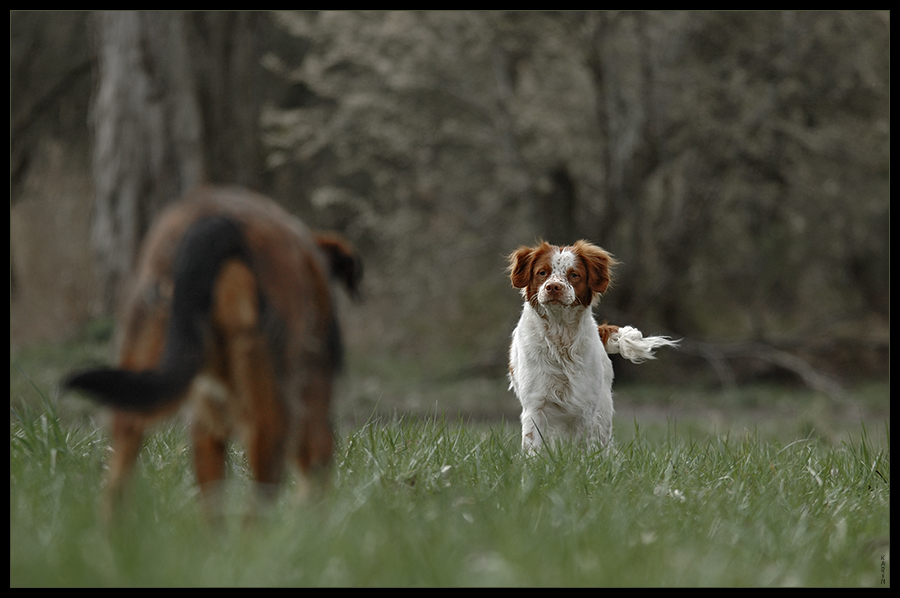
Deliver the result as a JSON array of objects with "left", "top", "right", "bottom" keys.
[{"left": 65, "top": 185, "right": 360, "bottom": 518}]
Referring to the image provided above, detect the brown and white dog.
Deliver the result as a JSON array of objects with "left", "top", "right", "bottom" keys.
[
  {"left": 65, "top": 185, "right": 360, "bottom": 517},
  {"left": 507, "top": 240, "right": 676, "bottom": 453}
]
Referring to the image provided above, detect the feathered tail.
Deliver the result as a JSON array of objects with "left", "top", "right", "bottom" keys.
[{"left": 603, "top": 325, "right": 679, "bottom": 363}]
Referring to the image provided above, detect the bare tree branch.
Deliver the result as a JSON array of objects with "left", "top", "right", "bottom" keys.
[{"left": 677, "top": 338, "right": 849, "bottom": 402}]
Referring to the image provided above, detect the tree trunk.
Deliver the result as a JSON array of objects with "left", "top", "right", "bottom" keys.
[
  {"left": 91, "top": 11, "right": 204, "bottom": 312},
  {"left": 186, "top": 12, "right": 264, "bottom": 190},
  {"left": 90, "top": 11, "right": 263, "bottom": 314}
]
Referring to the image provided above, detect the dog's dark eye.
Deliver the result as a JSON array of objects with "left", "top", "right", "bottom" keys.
[
  {"left": 569, "top": 272, "right": 580, "bottom": 280},
  {"left": 537, "top": 270, "right": 548, "bottom": 277}
]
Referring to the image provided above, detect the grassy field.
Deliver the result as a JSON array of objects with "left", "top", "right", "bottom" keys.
[{"left": 10, "top": 337, "right": 891, "bottom": 587}]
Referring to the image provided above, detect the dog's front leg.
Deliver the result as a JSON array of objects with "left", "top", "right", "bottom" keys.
[
  {"left": 102, "top": 411, "right": 147, "bottom": 523},
  {"left": 190, "top": 418, "right": 228, "bottom": 523},
  {"left": 294, "top": 366, "right": 336, "bottom": 499},
  {"left": 520, "top": 408, "right": 547, "bottom": 454}
]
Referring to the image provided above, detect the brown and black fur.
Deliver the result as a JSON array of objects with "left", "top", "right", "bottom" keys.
[{"left": 65, "top": 185, "right": 360, "bottom": 518}]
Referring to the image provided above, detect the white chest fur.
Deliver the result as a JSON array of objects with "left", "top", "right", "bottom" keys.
[{"left": 508, "top": 303, "right": 615, "bottom": 452}]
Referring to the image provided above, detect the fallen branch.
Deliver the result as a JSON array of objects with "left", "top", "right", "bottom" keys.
[{"left": 677, "top": 338, "right": 848, "bottom": 402}]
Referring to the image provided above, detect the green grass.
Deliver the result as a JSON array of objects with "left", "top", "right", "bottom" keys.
[
  {"left": 10, "top": 337, "right": 890, "bottom": 586},
  {"left": 10, "top": 388, "right": 890, "bottom": 586}
]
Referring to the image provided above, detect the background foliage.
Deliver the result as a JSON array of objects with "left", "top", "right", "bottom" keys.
[{"left": 10, "top": 10, "right": 890, "bottom": 384}]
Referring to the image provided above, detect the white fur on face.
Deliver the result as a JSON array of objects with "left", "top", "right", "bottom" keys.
[{"left": 536, "top": 248, "right": 579, "bottom": 307}]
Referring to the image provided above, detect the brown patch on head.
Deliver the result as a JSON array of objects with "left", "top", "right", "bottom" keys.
[
  {"left": 508, "top": 241, "right": 554, "bottom": 303},
  {"left": 571, "top": 240, "right": 616, "bottom": 301}
]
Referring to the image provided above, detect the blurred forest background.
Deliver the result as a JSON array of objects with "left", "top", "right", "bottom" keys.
[{"left": 10, "top": 11, "right": 890, "bottom": 398}]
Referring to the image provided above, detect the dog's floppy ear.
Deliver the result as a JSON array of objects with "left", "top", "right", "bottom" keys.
[
  {"left": 573, "top": 240, "right": 616, "bottom": 295},
  {"left": 507, "top": 246, "right": 535, "bottom": 289},
  {"left": 315, "top": 233, "right": 363, "bottom": 299},
  {"left": 508, "top": 241, "right": 553, "bottom": 289}
]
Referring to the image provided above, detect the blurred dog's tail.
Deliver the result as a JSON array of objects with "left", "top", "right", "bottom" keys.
[
  {"left": 602, "top": 325, "right": 680, "bottom": 364},
  {"left": 65, "top": 215, "right": 251, "bottom": 413}
]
